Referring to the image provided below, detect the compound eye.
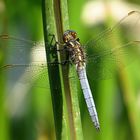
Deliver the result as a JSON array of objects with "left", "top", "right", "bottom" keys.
[
  {"left": 63, "top": 35, "right": 68, "bottom": 43},
  {"left": 71, "top": 31, "right": 77, "bottom": 39}
]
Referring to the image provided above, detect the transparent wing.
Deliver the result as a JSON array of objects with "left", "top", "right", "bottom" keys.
[
  {"left": 85, "top": 11, "right": 140, "bottom": 80},
  {"left": 1, "top": 64, "right": 50, "bottom": 88},
  {"left": 0, "top": 34, "right": 64, "bottom": 90},
  {"left": 0, "top": 34, "right": 46, "bottom": 62},
  {"left": 0, "top": 35, "right": 53, "bottom": 89},
  {"left": 1, "top": 11, "right": 140, "bottom": 84}
]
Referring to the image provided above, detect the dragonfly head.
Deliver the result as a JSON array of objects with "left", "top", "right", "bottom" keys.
[{"left": 63, "top": 30, "right": 77, "bottom": 43}]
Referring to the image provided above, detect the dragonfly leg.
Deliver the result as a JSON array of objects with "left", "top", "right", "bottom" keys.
[
  {"left": 76, "top": 38, "right": 80, "bottom": 42},
  {"left": 47, "top": 34, "right": 71, "bottom": 66},
  {"left": 61, "top": 60, "right": 71, "bottom": 65},
  {"left": 48, "top": 33, "right": 56, "bottom": 44},
  {"left": 48, "top": 33, "right": 64, "bottom": 46},
  {"left": 47, "top": 34, "right": 66, "bottom": 53},
  {"left": 47, "top": 60, "right": 71, "bottom": 66}
]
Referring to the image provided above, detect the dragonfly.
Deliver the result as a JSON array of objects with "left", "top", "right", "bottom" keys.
[{"left": 1, "top": 11, "right": 140, "bottom": 131}]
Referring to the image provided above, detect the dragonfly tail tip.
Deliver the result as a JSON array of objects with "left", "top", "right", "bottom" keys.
[{"left": 96, "top": 126, "right": 100, "bottom": 132}]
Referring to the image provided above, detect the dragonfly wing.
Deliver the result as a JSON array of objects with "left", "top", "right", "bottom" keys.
[
  {"left": 0, "top": 35, "right": 52, "bottom": 88},
  {"left": 86, "top": 41, "right": 140, "bottom": 80},
  {"left": 0, "top": 34, "right": 46, "bottom": 62},
  {"left": 85, "top": 11, "right": 140, "bottom": 80},
  {"left": 1, "top": 64, "right": 50, "bottom": 89},
  {"left": 85, "top": 11, "right": 140, "bottom": 52}
]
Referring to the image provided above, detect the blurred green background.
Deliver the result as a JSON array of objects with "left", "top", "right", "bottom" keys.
[{"left": 0, "top": 0, "right": 140, "bottom": 140}]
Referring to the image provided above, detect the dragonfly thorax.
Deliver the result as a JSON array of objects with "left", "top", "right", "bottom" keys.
[{"left": 63, "top": 30, "right": 86, "bottom": 70}]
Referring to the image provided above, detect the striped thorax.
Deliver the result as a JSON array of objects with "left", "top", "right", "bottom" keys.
[{"left": 63, "top": 30, "right": 86, "bottom": 70}]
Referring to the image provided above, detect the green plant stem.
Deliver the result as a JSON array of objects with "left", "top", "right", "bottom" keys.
[
  {"left": 42, "top": 0, "right": 83, "bottom": 139},
  {"left": 119, "top": 69, "right": 140, "bottom": 140},
  {"left": 42, "top": 0, "right": 63, "bottom": 139}
]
